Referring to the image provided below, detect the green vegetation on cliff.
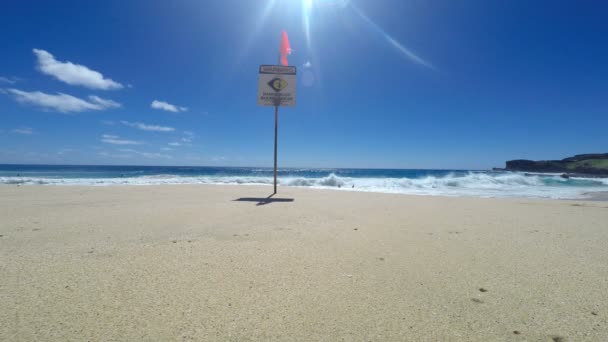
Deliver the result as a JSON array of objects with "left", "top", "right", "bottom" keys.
[
  {"left": 565, "top": 159, "right": 608, "bottom": 170},
  {"left": 505, "top": 153, "right": 608, "bottom": 175}
]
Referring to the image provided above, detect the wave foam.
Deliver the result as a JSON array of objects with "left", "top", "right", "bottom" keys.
[{"left": 1, "top": 172, "right": 607, "bottom": 199}]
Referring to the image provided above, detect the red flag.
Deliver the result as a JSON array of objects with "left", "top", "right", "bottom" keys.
[{"left": 279, "top": 30, "right": 291, "bottom": 66}]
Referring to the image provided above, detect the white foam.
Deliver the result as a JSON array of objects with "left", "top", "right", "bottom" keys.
[{"left": 1, "top": 172, "right": 607, "bottom": 199}]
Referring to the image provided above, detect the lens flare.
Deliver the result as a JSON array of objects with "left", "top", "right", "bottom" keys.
[
  {"left": 351, "top": 4, "right": 435, "bottom": 70},
  {"left": 302, "top": 0, "right": 313, "bottom": 50},
  {"left": 235, "top": 0, "right": 278, "bottom": 66}
]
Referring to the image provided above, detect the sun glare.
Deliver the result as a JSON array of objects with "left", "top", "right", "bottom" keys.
[
  {"left": 304, "top": 0, "right": 313, "bottom": 10},
  {"left": 302, "top": 0, "right": 313, "bottom": 50}
]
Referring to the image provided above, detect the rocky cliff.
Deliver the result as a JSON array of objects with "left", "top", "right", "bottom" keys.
[{"left": 504, "top": 153, "right": 608, "bottom": 176}]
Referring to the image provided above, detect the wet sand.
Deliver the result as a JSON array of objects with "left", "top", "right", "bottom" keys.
[
  {"left": 1, "top": 185, "right": 607, "bottom": 341},
  {"left": 584, "top": 191, "right": 608, "bottom": 201}
]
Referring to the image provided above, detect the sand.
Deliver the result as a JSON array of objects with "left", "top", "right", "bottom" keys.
[{"left": 1, "top": 185, "right": 607, "bottom": 341}]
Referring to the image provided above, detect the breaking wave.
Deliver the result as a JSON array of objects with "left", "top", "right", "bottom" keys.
[{"left": 2, "top": 171, "right": 607, "bottom": 199}]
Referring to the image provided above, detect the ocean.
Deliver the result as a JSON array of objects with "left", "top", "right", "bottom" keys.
[{"left": 1, "top": 164, "right": 607, "bottom": 199}]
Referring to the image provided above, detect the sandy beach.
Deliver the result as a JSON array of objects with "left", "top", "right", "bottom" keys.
[{"left": 1, "top": 185, "right": 607, "bottom": 341}]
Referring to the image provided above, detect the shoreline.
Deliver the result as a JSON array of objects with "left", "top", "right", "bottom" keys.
[
  {"left": 2, "top": 183, "right": 608, "bottom": 202},
  {"left": 581, "top": 191, "right": 608, "bottom": 201},
  {"left": 1, "top": 185, "right": 607, "bottom": 340}
]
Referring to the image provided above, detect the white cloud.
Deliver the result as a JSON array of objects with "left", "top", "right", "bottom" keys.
[
  {"left": 120, "top": 121, "right": 175, "bottom": 132},
  {"left": 160, "top": 147, "right": 173, "bottom": 151},
  {"left": 118, "top": 148, "right": 171, "bottom": 159},
  {"left": 140, "top": 152, "right": 170, "bottom": 159},
  {"left": 98, "top": 151, "right": 130, "bottom": 159},
  {"left": 179, "top": 131, "right": 195, "bottom": 143},
  {"left": 89, "top": 95, "right": 121, "bottom": 108},
  {"left": 57, "top": 148, "right": 76, "bottom": 155},
  {"left": 0, "top": 76, "right": 19, "bottom": 84},
  {"left": 303, "top": 61, "right": 312, "bottom": 68},
  {"left": 100, "top": 134, "right": 142, "bottom": 145},
  {"left": 33, "top": 49, "right": 123, "bottom": 90},
  {"left": 151, "top": 100, "right": 188, "bottom": 113},
  {"left": 12, "top": 127, "right": 34, "bottom": 135},
  {"left": 169, "top": 131, "right": 195, "bottom": 147},
  {"left": 5, "top": 88, "right": 121, "bottom": 113}
]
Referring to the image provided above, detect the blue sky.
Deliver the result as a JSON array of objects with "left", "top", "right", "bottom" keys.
[{"left": 1, "top": 0, "right": 606, "bottom": 169}]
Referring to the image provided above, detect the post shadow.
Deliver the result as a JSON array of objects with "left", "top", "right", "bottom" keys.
[{"left": 234, "top": 193, "right": 294, "bottom": 206}]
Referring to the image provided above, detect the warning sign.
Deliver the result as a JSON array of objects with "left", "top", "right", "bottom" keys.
[{"left": 258, "top": 65, "right": 296, "bottom": 107}]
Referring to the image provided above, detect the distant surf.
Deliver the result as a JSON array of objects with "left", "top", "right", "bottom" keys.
[{"left": 1, "top": 165, "right": 607, "bottom": 199}]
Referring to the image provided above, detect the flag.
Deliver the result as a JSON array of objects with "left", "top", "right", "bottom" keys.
[{"left": 279, "top": 30, "right": 291, "bottom": 66}]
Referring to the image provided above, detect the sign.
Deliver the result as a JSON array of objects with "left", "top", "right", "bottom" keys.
[{"left": 258, "top": 65, "right": 297, "bottom": 107}]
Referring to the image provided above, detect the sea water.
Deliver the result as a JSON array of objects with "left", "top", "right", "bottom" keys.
[{"left": 1, "top": 164, "right": 607, "bottom": 199}]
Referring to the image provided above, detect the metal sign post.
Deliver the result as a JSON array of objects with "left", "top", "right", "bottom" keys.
[
  {"left": 274, "top": 104, "right": 278, "bottom": 193},
  {"left": 258, "top": 65, "right": 296, "bottom": 194}
]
